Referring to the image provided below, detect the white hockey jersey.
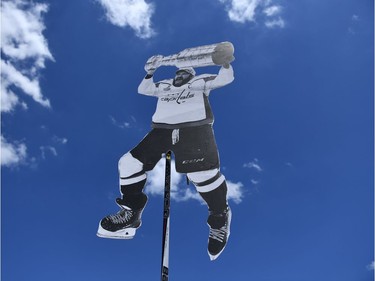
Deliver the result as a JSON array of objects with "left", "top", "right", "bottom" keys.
[{"left": 138, "top": 66, "right": 234, "bottom": 128}]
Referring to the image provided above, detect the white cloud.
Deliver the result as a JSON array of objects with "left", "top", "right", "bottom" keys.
[
  {"left": 251, "top": 179, "right": 260, "bottom": 185},
  {"left": 97, "top": 0, "right": 155, "bottom": 39},
  {"left": 265, "top": 17, "right": 285, "bottom": 28},
  {"left": 144, "top": 158, "right": 184, "bottom": 198},
  {"left": 367, "top": 261, "right": 375, "bottom": 271},
  {"left": 40, "top": 145, "right": 58, "bottom": 159},
  {"left": 244, "top": 159, "right": 263, "bottom": 189},
  {"left": 52, "top": 136, "right": 68, "bottom": 144},
  {"left": 0, "top": 135, "right": 27, "bottom": 167},
  {"left": 243, "top": 158, "right": 263, "bottom": 172},
  {"left": 219, "top": 0, "right": 261, "bottom": 23},
  {"left": 145, "top": 158, "right": 245, "bottom": 204},
  {"left": 1, "top": 0, "right": 52, "bottom": 64},
  {"left": 1, "top": 60, "right": 50, "bottom": 109},
  {"left": 227, "top": 180, "right": 244, "bottom": 203},
  {"left": 1, "top": 0, "right": 54, "bottom": 112},
  {"left": 110, "top": 115, "right": 132, "bottom": 129},
  {"left": 348, "top": 14, "right": 360, "bottom": 35},
  {"left": 1, "top": 84, "right": 20, "bottom": 112},
  {"left": 39, "top": 135, "right": 68, "bottom": 159},
  {"left": 218, "top": 0, "right": 285, "bottom": 28},
  {"left": 263, "top": 5, "right": 281, "bottom": 17},
  {"left": 351, "top": 14, "right": 359, "bottom": 21}
]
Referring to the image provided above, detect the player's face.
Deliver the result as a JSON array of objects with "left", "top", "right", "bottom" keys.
[{"left": 173, "top": 71, "right": 191, "bottom": 87}]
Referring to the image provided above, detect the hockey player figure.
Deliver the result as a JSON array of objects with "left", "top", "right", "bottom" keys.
[{"left": 97, "top": 53, "right": 234, "bottom": 261}]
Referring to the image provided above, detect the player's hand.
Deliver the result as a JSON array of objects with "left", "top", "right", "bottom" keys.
[
  {"left": 145, "top": 55, "right": 163, "bottom": 74},
  {"left": 215, "top": 54, "right": 235, "bottom": 67},
  {"left": 222, "top": 55, "right": 235, "bottom": 68}
]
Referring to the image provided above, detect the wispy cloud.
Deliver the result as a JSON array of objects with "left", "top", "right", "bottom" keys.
[
  {"left": 1, "top": 132, "right": 68, "bottom": 167},
  {"left": 227, "top": 180, "right": 244, "bottom": 203},
  {"left": 1, "top": 0, "right": 54, "bottom": 113},
  {"left": 40, "top": 145, "right": 58, "bottom": 159},
  {"left": 243, "top": 158, "right": 263, "bottom": 172},
  {"left": 218, "top": 0, "right": 285, "bottom": 28},
  {"left": 1, "top": 136, "right": 27, "bottom": 167},
  {"left": 97, "top": 0, "right": 155, "bottom": 39},
  {"left": 1, "top": 0, "right": 53, "bottom": 167},
  {"left": 348, "top": 14, "right": 360, "bottom": 35},
  {"left": 351, "top": 14, "right": 360, "bottom": 21},
  {"left": 39, "top": 134, "right": 68, "bottom": 160},
  {"left": 243, "top": 158, "right": 263, "bottom": 191},
  {"left": 367, "top": 261, "right": 375, "bottom": 271},
  {"left": 110, "top": 115, "right": 137, "bottom": 129},
  {"left": 145, "top": 158, "right": 245, "bottom": 204},
  {"left": 265, "top": 17, "right": 285, "bottom": 28},
  {"left": 219, "top": 0, "right": 260, "bottom": 23},
  {"left": 52, "top": 135, "right": 68, "bottom": 145},
  {"left": 263, "top": 5, "right": 281, "bottom": 17},
  {"left": 251, "top": 179, "right": 260, "bottom": 185}
]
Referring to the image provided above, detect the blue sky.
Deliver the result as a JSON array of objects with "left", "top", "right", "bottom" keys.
[{"left": 1, "top": 0, "right": 374, "bottom": 280}]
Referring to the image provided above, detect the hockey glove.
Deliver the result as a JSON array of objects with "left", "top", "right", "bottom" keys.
[{"left": 144, "top": 55, "right": 163, "bottom": 75}]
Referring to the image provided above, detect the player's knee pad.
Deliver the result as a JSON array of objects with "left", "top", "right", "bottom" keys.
[
  {"left": 118, "top": 152, "right": 146, "bottom": 186},
  {"left": 187, "top": 168, "right": 225, "bottom": 193}
]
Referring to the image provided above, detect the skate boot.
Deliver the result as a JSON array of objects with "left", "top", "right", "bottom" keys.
[
  {"left": 97, "top": 196, "right": 147, "bottom": 239},
  {"left": 207, "top": 207, "right": 232, "bottom": 261}
]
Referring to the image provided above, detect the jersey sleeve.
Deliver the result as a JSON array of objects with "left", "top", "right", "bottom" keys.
[
  {"left": 204, "top": 65, "right": 234, "bottom": 91},
  {"left": 138, "top": 76, "right": 173, "bottom": 97}
]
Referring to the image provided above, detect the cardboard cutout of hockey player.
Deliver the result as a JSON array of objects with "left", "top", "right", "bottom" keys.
[{"left": 97, "top": 42, "right": 235, "bottom": 261}]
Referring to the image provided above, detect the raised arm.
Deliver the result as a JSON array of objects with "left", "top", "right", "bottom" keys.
[
  {"left": 138, "top": 55, "right": 164, "bottom": 96},
  {"left": 138, "top": 73, "right": 174, "bottom": 97},
  {"left": 138, "top": 74, "right": 158, "bottom": 96},
  {"left": 203, "top": 64, "right": 234, "bottom": 91}
]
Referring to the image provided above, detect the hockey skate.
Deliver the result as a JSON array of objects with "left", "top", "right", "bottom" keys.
[
  {"left": 207, "top": 207, "right": 232, "bottom": 261},
  {"left": 97, "top": 197, "right": 147, "bottom": 239}
]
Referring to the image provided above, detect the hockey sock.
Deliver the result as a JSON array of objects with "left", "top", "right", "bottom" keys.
[
  {"left": 119, "top": 179, "right": 147, "bottom": 209},
  {"left": 199, "top": 181, "right": 228, "bottom": 214}
]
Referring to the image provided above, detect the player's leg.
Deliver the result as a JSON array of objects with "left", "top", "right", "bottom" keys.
[
  {"left": 175, "top": 125, "right": 231, "bottom": 260},
  {"left": 187, "top": 168, "right": 232, "bottom": 261},
  {"left": 97, "top": 129, "right": 168, "bottom": 239}
]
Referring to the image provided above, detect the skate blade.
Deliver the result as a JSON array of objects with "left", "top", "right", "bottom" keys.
[
  {"left": 208, "top": 245, "right": 226, "bottom": 261},
  {"left": 97, "top": 225, "right": 137, "bottom": 239}
]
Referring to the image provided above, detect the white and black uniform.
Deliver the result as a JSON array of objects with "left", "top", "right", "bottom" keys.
[
  {"left": 118, "top": 66, "right": 234, "bottom": 213},
  {"left": 138, "top": 65, "right": 234, "bottom": 128}
]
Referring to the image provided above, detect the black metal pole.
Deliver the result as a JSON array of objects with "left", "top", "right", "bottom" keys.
[{"left": 161, "top": 151, "right": 171, "bottom": 281}]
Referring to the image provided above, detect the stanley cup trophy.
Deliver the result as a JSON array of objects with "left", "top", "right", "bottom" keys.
[{"left": 144, "top": 41, "right": 235, "bottom": 72}]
